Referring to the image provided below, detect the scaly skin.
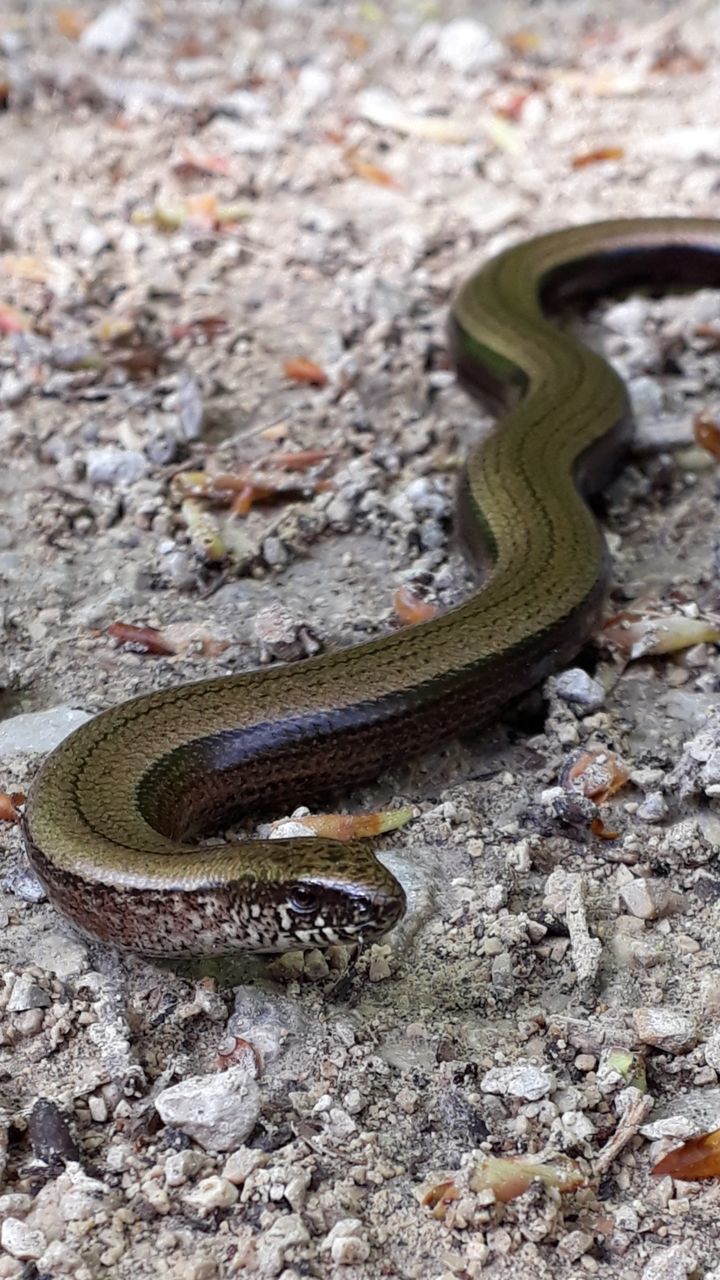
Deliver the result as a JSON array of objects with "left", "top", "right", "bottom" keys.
[{"left": 22, "top": 217, "right": 720, "bottom": 955}]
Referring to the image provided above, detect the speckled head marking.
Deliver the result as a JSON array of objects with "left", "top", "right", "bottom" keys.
[
  {"left": 23, "top": 217, "right": 720, "bottom": 958},
  {"left": 24, "top": 828, "right": 404, "bottom": 956}
]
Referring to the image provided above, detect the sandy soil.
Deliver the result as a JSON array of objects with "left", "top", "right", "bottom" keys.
[{"left": 2, "top": 2, "right": 720, "bottom": 1277}]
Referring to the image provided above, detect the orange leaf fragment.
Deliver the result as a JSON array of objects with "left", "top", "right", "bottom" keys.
[
  {"left": 0, "top": 301, "right": 31, "bottom": 334},
  {"left": 345, "top": 151, "right": 398, "bottom": 187},
  {"left": 0, "top": 792, "right": 25, "bottom": 823},
  {"left": 693, "top": 410, "right": 720, "bottom": 460},
  {"left": 215, "top": 1035, "right": 262, "bottom": 1075},
  {"left": 231, "top": 481, "right": 275, "bottom": 517},
  {"left": 173, "top": 148, "right": 233, "bottom": 179},
  {"left": 107, "top": 623, "right": 177, "bottom": 656},
  {"left": 566, "top": 749, "right": 629, "bottom": 803},
  {"left": 268, "top": 449, "right": 333, "bottom": 470},
  {"left": 422, "top": 1180, "right": 460, "bottom": 1219},
  {"left": 55, "top": 8, "right": 87, "bottom": 38},
  {"left": 269, "top": 805, "right": 413, "bottom": 841},
  {"left": 506, "top": 29, "right": 542, "bottom": 53},
  {"left": 393, "top": 586, "right": 440, "bottom": 626},
  {"left": 171, "top": 315, "right": 228, "bottom": 343},
  {"left": 571, "top": 146, "right": 625, "bottom": 169},
  {"left": 283, "top": 357, "right": 328, "bottom": 387},
  {"left": 591, "top": 816, "right": 619, "bottom": 840},
  {"left": 651, "top": 48, "right": 707, "bottom": 76},
  {"left": 652, "top": 1127, "right": 720, "bottom": 1181}
]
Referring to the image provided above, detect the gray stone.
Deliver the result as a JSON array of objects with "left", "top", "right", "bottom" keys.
[
  {"left": 0, "top": 706, "right": 91, "bottom": 758},
  {"left": 86, "top": 447, "right": 148, "bottom": 487},
  {"left": 7, "top": 976, "right": 51, "bottom": 1013},
  {"left": 553, "top": 668, "right": 605, "bottom": 711},
  {"left": 27, "top": 932, "right": 89, "bottom": 978},
  {"left": 154, "top": 1067, "right": 261, "bottom": 1153},
  {"left": 636, "top": 791, "right": 668, "bottom": 823}
]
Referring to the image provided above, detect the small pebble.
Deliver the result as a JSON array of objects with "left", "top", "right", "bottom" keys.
[
  {"left": 7, "top": 976, "right": 50, "bottom": 1013},
  {"left": 80, "top": 2, "right": 138, "bottom": 54},
  {"left": 480, "top": 1062, "right": 555, "bottom": 1101},
  {"left": 155, "top": 1067, "right": 261, "bottom": 1153},
  {"left": 619, "top": 878, "right": 685, "bottom": 920},
  {"left": 184, "top": 1175, "right": 238, "bottom": 1214},
  {"left": 436, "top": 18, "right": 503, "bottom": 72},
  {"left": 632, "top": 1007, "right": 698, "bottom": 1054},
  {"left": 322, "top": 1219, "right": 370, "bottom": 1266},
  {"left": 86, "top": 447, "right": 148, "bottom": 487},
  {"left": 1, "top": 1218, "right": 46, "bottom": 1261},
  {"left": 553, "top": 668, "right": 605, "bottom": 712}
]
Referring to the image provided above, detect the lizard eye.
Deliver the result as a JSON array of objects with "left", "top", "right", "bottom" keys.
[{"left": 288, "top": 884, "right": 320, "bottom": 915}]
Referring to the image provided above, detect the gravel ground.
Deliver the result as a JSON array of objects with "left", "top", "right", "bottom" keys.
[{"left": 3, "top": 2, "right": 720, "bottom": 1277}]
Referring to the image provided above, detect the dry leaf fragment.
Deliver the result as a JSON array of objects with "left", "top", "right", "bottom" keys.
[
  {"left": 133, "top": 196, "right": 248, "bottom": 233},
  {"left": 0, "top": 301, "right": 31, "bottom": 334},
  {"left": 345, "top": 150, "right": 399, "bottom": 187},
  {"left": 651, "top": 47, "right": 706, "bottom": 75},
  {"left": 602, "top": 608, "right": 720, "bottom": 658},
  {"left": 283, "top": 357, "right": 328, "bottom": 387},
  {"left": 269, "top": 805, "right": 413, "bottom": 841},
  {"left": 357, "top": 89, "right": 470, "bottom": 144},
  {"left": 173, "top": 148, "right": 233, "bottom": 179},
  {"left": 181, "top": 498, "right": 225, "bottom": 562},
  {"left": 267, "top": 449, "right": 333, "bottom": 470},
  {"left": 571, "top": 145, "right": 625, "bottom": 169},
  {"left": 231, "top": 481, "right": 276, "bottom": 517},
  {"left": 107, "top": 623, "right": 177, "bottom": 656},
  {"left": 506, "top": 29, "right": 542, "bottom": 53},
  {"left": 565, "top": 750, "right": 629, "bottom": 803},
  {"left": 652, "top": 1127, "right": 720, "bottom": 1181},
  {"left": 171, "top": 316, "right": 228, "bottom": 343},
  {"left": 96, "top": 315, "right": 135, "bottom": 345},
  {"left": 0, "top": 792, "right": 25, "bottom": 823},
  {"left": 215, "top": 1035, "right": 262, "bottom": 1075},
  {"left": 693, "top": 410, "right": 720, "bottom": 459},
  {"left": 469, "top": 1154, "right": 585, "bottom": 1203},
  {"left": 483, "top": 114, "right": 522, "bottom": 154},
  {"left": 55, "top": 8, "right": 87, "bottom": 38},
  {"left": 422, "top": 1180, "right": 460, "bottom": 1219},
  {"left": 590, "top": 816, "right": 619, "bottom": 840},
  {"left": 393, "top": 586, "right": 441, "bottom": 626}
]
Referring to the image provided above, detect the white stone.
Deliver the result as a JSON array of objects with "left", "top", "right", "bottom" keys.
[
  {"left": 164, "top": 1150, "right": 204, "bottom": 1187},
  {"left": 155, "top": 1067, "right": 261, "bottom": 1153},
  {"left": 183, "top": 1175, "right": 238, "bottom": 1214},
  {"left": 1, "top": 1218, "right": 46, "bottom": 1260},
  {"left": 80, "top": 3, "right": 138, "bottom": 54},
  {"left": 436, "top": 18, "right": 503, "bottom": 73},
  {"left": 480, "top": 1061, "right": 555, "bottom": 1101}
]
